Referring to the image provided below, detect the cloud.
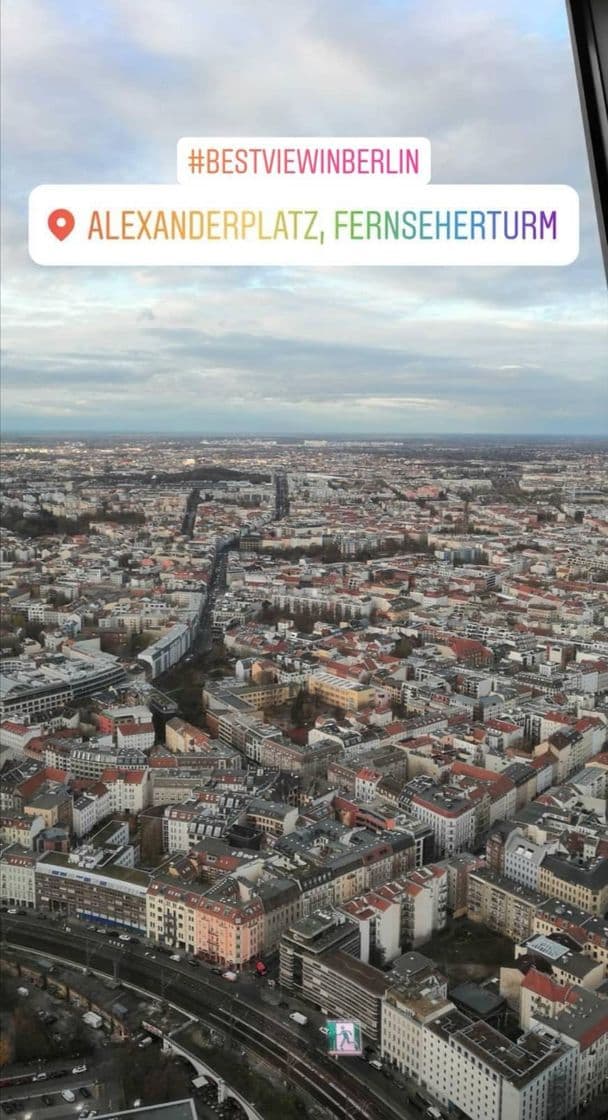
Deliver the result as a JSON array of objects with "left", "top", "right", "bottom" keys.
[{"left": 1, "top": 0, "right": 606, "bottom": 434}]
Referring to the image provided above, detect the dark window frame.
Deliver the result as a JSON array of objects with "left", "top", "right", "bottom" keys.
[{"left": 566, "top": 0, "right": 608, "bottom": 281}]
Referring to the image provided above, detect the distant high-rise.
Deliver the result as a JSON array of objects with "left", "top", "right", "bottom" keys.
[{"left": 274, "top": 470, "right": 290, "bottom": 519}]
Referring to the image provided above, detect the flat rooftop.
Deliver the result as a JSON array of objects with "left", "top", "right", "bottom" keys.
[{"left": 429, "top": 1010, "right": 569, "bottom": 1086}]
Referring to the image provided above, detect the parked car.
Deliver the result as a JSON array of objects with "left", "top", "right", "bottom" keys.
[{"left": 79, "top": 1087, "right": 92, "bottom": 1098}]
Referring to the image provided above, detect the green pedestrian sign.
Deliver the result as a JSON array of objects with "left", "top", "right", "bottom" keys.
[{"left": 326, "top": 1019, "right": 363, "bottom": 1056}]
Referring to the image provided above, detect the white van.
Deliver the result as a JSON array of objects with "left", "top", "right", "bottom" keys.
[{"left": 61, "top": 1090, "right": 76, "bottom": 1103}]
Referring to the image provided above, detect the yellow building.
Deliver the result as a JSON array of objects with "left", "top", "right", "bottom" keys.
[
  {"left": 538, "top": 855, "right": 608, "bottom": 917},
  {"left": 307, "top": 671, "right": 374, "bottom": 711}
]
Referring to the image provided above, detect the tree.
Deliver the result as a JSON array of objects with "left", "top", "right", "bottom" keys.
[
  {"left": 290, "top": 688, "right": 306, "bottom": 725},
  {"left": 394, "top": 635, "right": 414, "bottom": 659},
  {"left": 118, "top": 1045, "right": 192, "bottom": 1106}
]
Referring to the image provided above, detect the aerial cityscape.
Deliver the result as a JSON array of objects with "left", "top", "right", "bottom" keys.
[
  {"left": 3, "top": 0, "right": 608, "bottom": 1116},
  {"left": 0, "top": 434, "right": 607, "bottom": 1120}
]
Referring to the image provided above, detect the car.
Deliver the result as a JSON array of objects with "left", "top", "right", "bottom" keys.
[
  {"left": 79, "top": 1087, "right": 92, "bottom": 1098},
  {"left": 33, "top": 1071, "right": 48, "bottom": 1081},
  {"left": 61, "top": 1090, "right": 76, "bottom": 1103},
  {"left": 211, "top": 967, "right": 223, "bottom": 975},
  {"left": 72, "top": 1065, "right": 87, "bottom": 1074},
  {"left": 319, "top": 1026, "right": 328, "bottom": 1035},
  {"left": 118, "top": 933, "right": 132, "bottom": 942},
  {"left": 170, "top": 953, "right": 181, "bottom": 961}
]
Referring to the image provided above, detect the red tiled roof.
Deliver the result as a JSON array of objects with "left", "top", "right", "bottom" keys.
[{"left": 521, "top": 968, "right": 577, "bottom": 1005}]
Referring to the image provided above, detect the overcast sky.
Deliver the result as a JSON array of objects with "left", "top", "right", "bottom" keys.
[{"left": 1, "top": 0, "right": 607, "bottom": 436}]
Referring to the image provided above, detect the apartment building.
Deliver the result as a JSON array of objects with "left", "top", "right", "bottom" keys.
[
  {"left": 400, "top": 865, "right": 448, "bottom": 947},
  {"left": 403, "top": 780, "right": 477, "bottom": 857},
  {"left": 301, "top": 949, "right": 390, "bottom": 1040},
  {"left": 467, "top": 868, "right": 550, "bottom": 941},
  {"left": 423, "top": 1009, "right": 578, "bottom": 1120},
  {"left": 116, "top": 722, "right": 155, "bottom": 752},
  {"left": 279, "top": 907, "right": 360, "bottom": 991},
  {"left": 0, "top": 845, "right": 37, "bottom": 908},
  {"left": 100, "top": 769, "right": 150, "bottom": 815},
  {"left": 0, "top": 652, "right": 126, "bottom": 720},
  {"left": 381, "top": 955, "right": 451, "bottom": 1081},
  {"left": 245, "top": 798, "right": 299, "bottom": 838},
  {"left": 538, "top": 853, "right": 608, "bottom": 916},
  {"left": 35, "top": 849, "right": 149, "bottom": 931},
  {"left": 519, "top": 969, "right": 608, "bottom": 1107},
  {"left": 165, "top": 717, "right": 212, "bottom": 754},
  {"left": 72, "top": 783, "right": 111, "bottom": 839},
  {"left": 514, "top": 935, "right": 605, "bottom": 993},
  {"left": 307, "top": 670, "right": 374, "bottom": 712},
  {"left": 503, "top": 829, "right": 558, "bottom": 892},
  {"left": 0, "top": 812, "right": 45, "bottom": 849},
  {"left": 146, "top": 878, "right": 266, "bottom": 966},
  {"left": 341, "top": 891, "right": 401, "bottom": 965},
  {"left": 196, "top": 891, "right": 266, "bottom": 965},
  {"left": 532, "top": 899, "right": 608, "bottom": 970}
]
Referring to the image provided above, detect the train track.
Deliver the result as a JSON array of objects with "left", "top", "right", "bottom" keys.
[{"left": 3, "top": 928, "right": 398, "bottom": 1120}]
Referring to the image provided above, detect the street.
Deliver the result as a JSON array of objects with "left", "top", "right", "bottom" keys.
[{"left": 2, "top": 914, "right": 422, "bottom": 1120}]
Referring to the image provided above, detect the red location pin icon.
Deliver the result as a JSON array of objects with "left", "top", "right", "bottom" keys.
[{"left": 48, "top": 208, "right": 75, "bottom": 241}]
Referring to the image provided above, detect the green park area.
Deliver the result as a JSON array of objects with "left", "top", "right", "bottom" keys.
[
  {"left": 183, "top": 1023, "right": 310, "bottom": 1120},
  {"left": 419, "top": 919, "right": 515, "bottom": 982}
]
